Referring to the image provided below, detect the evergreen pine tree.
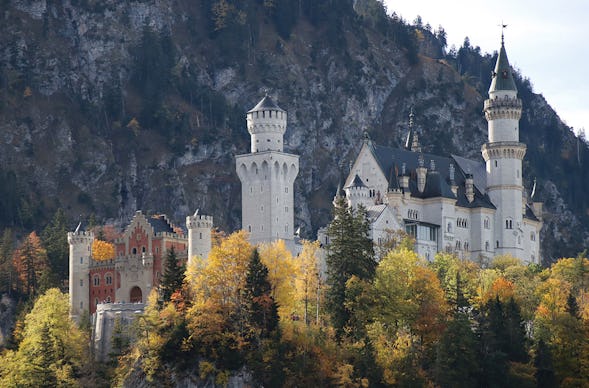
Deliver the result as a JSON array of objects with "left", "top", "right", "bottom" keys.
[
  {"left": 325, "top": 196, "right": 376, "bottom": 337},
  {"left": 32, "top": 323, "right": 58, "bottom": 387},
  {"left": 159, "top": 247, "right": 185, "bottom": 302},
  {"left": 40, "top": 209, "right": 69, "bottom": 286},
  {"left": 534, "top": 339, "right": 557, "bottom": 388},
  {"left": 478, "top": 297, "right": 509, "bottom": 387},
  {"left": 244, "top": 248, "right": 279, "bottom": 340},
  {"left": 565, "top": 291, "right": 581, "bottom": 319},
  {"left": 435, "top": 312, "right": 480, "bottom": 388},
  {"left": 504, "top": 297, "right": 529, "bottom": 363}
]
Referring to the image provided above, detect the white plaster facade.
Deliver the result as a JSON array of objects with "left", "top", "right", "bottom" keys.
[
  {"left": 338, "top": 41, "right": 542, "bottom": 264},
  {"left": 236, "top": 95, "right": 299, "bottom": 251}
]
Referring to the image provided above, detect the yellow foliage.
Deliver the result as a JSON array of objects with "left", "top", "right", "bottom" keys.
[
  {"left": 294, "top": 240, "right": 324, "bottom": 325},
  {"left": 259, "top": 239, "right": 299, "bottom": 320},
  {"left": 481, "top": 276, "right": 516, "bottom": 303},
  {"left": 92, "top": 239, "right": 115, "bottom": 261}
]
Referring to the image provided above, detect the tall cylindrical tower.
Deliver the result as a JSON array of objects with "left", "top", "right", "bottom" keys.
[
  {"left": 236, "top": 95, "right": 299, "bottom": 249},
  {"left": 186, "top": 211, "right": 213, "bottom": 265},
  {"left": 482, "top": 38, "right": 526, "bottom": 258},
  {"left": 68, "top": 228, "right": 94, "bottom": 323}
]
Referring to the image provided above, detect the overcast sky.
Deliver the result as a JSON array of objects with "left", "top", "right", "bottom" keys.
[{"left": 383, "top": 0, "right": 589, "bottom": 136}]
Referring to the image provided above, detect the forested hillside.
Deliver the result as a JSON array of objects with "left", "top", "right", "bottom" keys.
[{"left": 0, "top": 0, "right": 588, "bottom": 264}]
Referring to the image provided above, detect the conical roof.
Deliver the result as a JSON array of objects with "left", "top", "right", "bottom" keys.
[
  {"left": 345, "top": 174, "right": 366, "bottom": 189},
  {"left": 248, "top": 94, "right": 285, "bottom": 113},
  {"left": 489, "top": 43, "right": 517, "bottom": 93}
]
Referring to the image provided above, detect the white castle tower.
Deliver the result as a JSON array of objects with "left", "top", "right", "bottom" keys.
[
  {"left": 186, "top": 210, "right": 213, "bottom": 264},
  {"left": 482, "top": 36, "right": 526, "bottom": 259},
  {"left": 236, "top": 95, "right": 299, "bottom": 249},
  {"left": 68, "top": 226, "right": 94, "bottom": 322}
]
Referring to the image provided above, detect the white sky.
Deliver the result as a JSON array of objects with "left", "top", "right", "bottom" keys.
[{"left": 383, "top": 0, "right": 589, "bottom": 136}]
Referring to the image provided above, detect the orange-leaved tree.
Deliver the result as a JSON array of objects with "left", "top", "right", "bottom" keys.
[{"left": 92, "top": 239, "right": 115, "bottom": 261}]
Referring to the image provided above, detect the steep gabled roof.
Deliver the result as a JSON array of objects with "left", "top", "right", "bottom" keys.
[
  {"left": 346, "top": 174, "right": 366, "bottom": 189},
  {"left": 147, "top": 215, "right": 175, "bottom": 234},
  {"left": 368, "top": 143, "right": 495, "bottom": 209}
]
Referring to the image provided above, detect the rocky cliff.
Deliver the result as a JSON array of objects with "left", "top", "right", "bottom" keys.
[{"left": 0, "top": 0, "right": 587, "bottom": 262}]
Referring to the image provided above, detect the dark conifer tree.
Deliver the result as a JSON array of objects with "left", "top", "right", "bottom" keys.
[
  {"left": 534, "top": 339, "right": 557, "bottom": 388},
  {"left": 565, "top": 291, "right": 581, "bottom": 319},
  {"left": 504, "top": 297, "right": 529, "bottom": 363},
  {"left": 325, "top": 196, "right": 376, "bottom": 338},
  {"left": 478, "top": 297, "right": 509, "bottom": 387},
  {"left": 159, "top": 247, "right": 185, "bottom": 302},
  {"left": 41, "top": 208, "right": 69, "bottom": 286},
  {"left": 243, "top": 248, "right": 279, "bottom": 340},
  {"left": 32, "top": 323, "right": 58, "bottom": 387},
  {"left": 435, "top": 312, "right": 480, "bottom": 388}
]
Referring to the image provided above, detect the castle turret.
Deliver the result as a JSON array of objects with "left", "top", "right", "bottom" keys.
[
  {"left": 68, "top": 226, "right": 94, "bottom": 323},
  {"left": 186, "top": 210, "right": 213, "bottom": 264},
  {"left": 236, "top": 95, "right": 299, "bottom": 250},
  {"left": 482, "top": 36, "right": 526, "bottom": 259},
  {"left": 345, "top": 174, "right": 371, "bottom": 209}
]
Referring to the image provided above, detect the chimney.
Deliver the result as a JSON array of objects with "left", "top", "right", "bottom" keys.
[
  {"left": 416, "top": 155, "right": 427, "bottom": 193},
  {"left": 533, "top": 202, "right": 543, "bottom": 220},
  {"left": 449, "top": 163, "right": 458, "bottom": 196},
  {"left": 465, "top": 174, "right": 474, "bottom": 203}
]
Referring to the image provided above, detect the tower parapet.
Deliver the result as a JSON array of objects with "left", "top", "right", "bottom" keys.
[
  {"left": 68, "top": 228, "right": 94, "bottom": 323},
  {"left": 246, "top": 94, "right": 287, "bottom": 153},
  {"left": 186, "top": 210, "right": 213, "bottom": 264}
]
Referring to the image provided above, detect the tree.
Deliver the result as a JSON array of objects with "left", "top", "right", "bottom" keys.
[
  {"left": 534, "top": 339, "right": 557, "bottom": 388},
  {"left": 294, "top": 240, "right": 322, "bottom": 325},
  {"left": 259, "top": 239, "right": 298, "bottom": 320},
  {"left": 159, "top": 246, "right": 185, "bottom": 303},
  {"left": 0, "top": 228, "right": 14, "bottom": 294},
  {"left": 91, "top": 239, "right": 115, "bottom": 261},
  {"left": 12, "top": 231, "right": 50, "bottom": 296},
  {"left": 40, "top": 209, "right": 69, "bottom": 285},
  {"left": 243, "top": 248, "right": 279, "bottom": 341},
  {"left": 325, "top": 197, "right": 376, "bottom": 337},
  {"left": 0, "top": 288, "right": 88, "bottom": 386}
]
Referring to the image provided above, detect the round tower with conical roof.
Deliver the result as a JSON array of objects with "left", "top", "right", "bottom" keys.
[
  {"left": 482, "top": 36, "right": 526, "bottom": 259},
  {"left": 236, "top": 95, "right": 299, "bottom": 251}
]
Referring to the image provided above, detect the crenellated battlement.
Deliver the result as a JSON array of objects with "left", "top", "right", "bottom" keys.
[
  {"left": 186, "top": 214, "right": 214, "bottom": 229},
  {"left": 68, "top": 231, "right": 94, "bottom": 245},
  {"left": 484, "top": 96, "right": 522, "bottom": 121}
]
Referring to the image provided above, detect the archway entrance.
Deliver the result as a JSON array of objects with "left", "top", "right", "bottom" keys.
[{"left": 130, "top": 286, "right": 142, "bottom": 303}]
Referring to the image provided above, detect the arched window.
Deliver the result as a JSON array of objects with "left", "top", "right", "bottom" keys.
[
  {"left": 484, "top": 217, "right": 490, "bottom": 229},
  {"left": 93, "top": 275, "right": 100, "bottom": 286},
  {"left": 132, "top": 247, "right": 137, "bottom": 255},
  {"left": 496, "top": 240, "right": 500, "bottom": 248},
  {"left": 531, "top": 232, "right": 536, "bottom": 241},
  {"left": 485, "top": 241, "right": 490, "bottom": 251},
  {"left": 105, "top": 273, "right": 113, "bottom": 285},
  {"left": 142, "top": 246, "right": 146, "bottom": 253}
]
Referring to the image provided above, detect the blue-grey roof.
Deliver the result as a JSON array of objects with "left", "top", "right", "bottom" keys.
[
  {"left": 369, "top": 144, "right": 495, "bottom": 209},
  {"left": 489, "top": 43, "right": 517, "bottom": 93},
  {"left": 148, "top": 215, "right": 174, "bottom": 234},
  {"left": 248, "top": 95, "right": 285, "bottom": 113},
  {"left": 346, "top": 174, "right": 366, "bottom": 189},
  {"left": 524, "top": 204, "right": 540, "bottom": 222}
]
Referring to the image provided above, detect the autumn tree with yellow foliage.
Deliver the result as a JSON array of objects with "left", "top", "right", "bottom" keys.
[{"left": 92, "top": 239, "right": 115, "bottom": 261}]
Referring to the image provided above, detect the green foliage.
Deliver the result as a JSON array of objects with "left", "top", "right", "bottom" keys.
[
  {"left": 325, "top": 197, "right": 376, "bottom": 338},
  {"left": 0, "top": 288, "right": 88, "bottom": 387},
  {"left": 159, "top": 247, "right": 185, "bottom": 303},
  {"left": 40, "top": 209, "right": 69, "bottom": 287}
]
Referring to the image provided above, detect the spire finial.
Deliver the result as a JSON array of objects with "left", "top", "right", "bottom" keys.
[{"left": 499, "top": 22, "right": 507, "bottom": 46}]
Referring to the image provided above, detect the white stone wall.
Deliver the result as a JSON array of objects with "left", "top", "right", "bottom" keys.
[
  {"left": 186, "top": 214, "right": 213, "bottom": 264},
  {"left": 68, "top": 231, "right": 94, "bottom": 323},
  {"left": 247, "top": 109, "right": 286, "bottom": 152},
  {"left": 236, "top": 151, "right": 299, "bottom": 246}
]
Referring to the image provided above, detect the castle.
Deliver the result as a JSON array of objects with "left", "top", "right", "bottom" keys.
[
  {"left": 68, "top": 210, "right": 213, "bottom": 323},
  {"left": 70, "top": 39, "right": 543, "bottom": 352},
  {"left": 321, "top": 38, "right": 542, "bottom": 264}
]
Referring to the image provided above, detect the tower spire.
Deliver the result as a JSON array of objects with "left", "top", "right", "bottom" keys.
[{"left": 404, "top": 106, "right": 421, "bottom": 153}]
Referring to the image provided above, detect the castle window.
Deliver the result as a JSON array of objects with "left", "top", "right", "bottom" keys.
[
  {"left": 495, "top": 160, "right": 498, "bottom": 167},
  {"left": 456, "top": 241, "right": 461, "bottom": 250},
  {"left": 262, "top": 111, "right": 265, "bottom": 118},
  {"left": 80, "top": 301, "right": 83, "bottom": 309},
  {"left": 531, "top": 232, "right": 536, "bottom": 241},
  {"left": 261, "top": 206, "right": 264, "bottom": 212},
  {"left": 506, "top": 219, "right": 513, "bottom": 229},
  {"left": 199, "top": 232, "right": 202, "bottom": 239},
  {"left": 484, "top": 217, "right": 490, "bottom": 229},
  {"left": 485, "top": 241, "right": 490, "bottom": 251},
  {"left": 267, "top": 139, "right": 270, "bottom": 142},
  {"left": 80, "top": 279, "right": 83, "bottom": 287},
  {"left": 132, "top": 247, "right": 137, "bottom": 255},
  {"left": 269, "top": 111, "right": 272, "bottom": 118},
  {"left": 464, "top": 242, "right": 469, "bottom": 251},
  {"left": 80, "top": 257, "right": 83, "bottom": 264},
  {"left": 447, "top": 222, "right": 452, "bottom": 233},
  {"left": 156, "top": 247, "right": 159, "bottom": 254},
  {"left": 105, "top": 274, "right": 112, "bottom": 285},
  {"left": 93, "top": 275, "right": 100, "bottom": 286},
  {"left": 496, "top": 240, "right": 500, "bottom": 248},
  {"left": 106, "top": 296, "right": 111, "bottom": 303},
  {"left": 285, "top": 206, "right": 288, "bottom": 212},
  {"left": 285, "top": 187, "right": 288, "bottom": 193},
  {"left": 142, "top": 246, "right": 146, "bottom": 253}
]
